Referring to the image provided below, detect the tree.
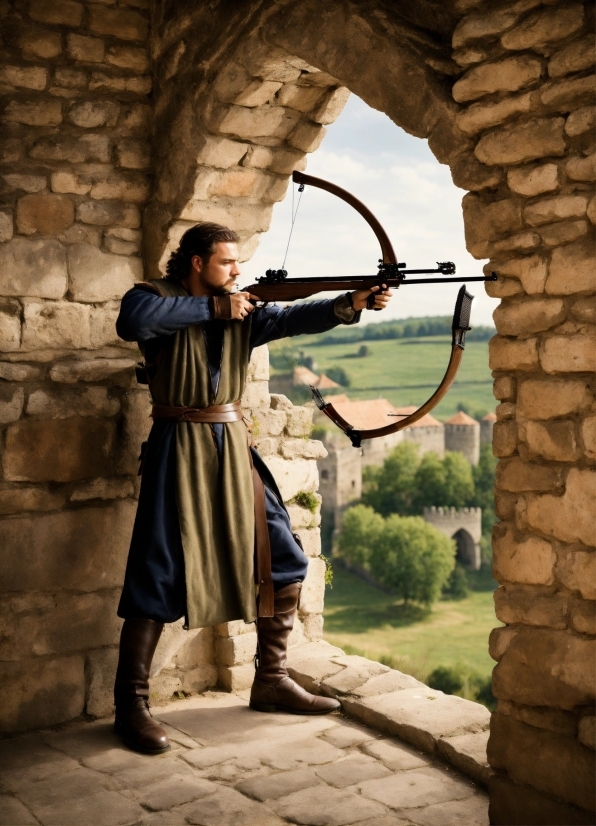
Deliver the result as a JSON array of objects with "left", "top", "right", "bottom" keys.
[
  {"left": 369, "top": 515, "right": 455, "bottom": 605},
  {"left": 468, "top": 442, "right": 497, "bottom": 561},
  {"left": 337, "top": 507, "right": 455, "bottom": 606},
  {"left": 326, "top": 366, "right": 351, "bottom": 387},
  {"left": 357, "top": 344, "right": 370, "bottom": 358},
  {"left": 362, "top": 443, "right": 420, "bottom": 517}
]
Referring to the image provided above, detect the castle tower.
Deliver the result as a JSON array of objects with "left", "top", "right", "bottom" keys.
[
  {"left": 423, "top": 507, "right": 482, "bottom": 570},
  {"left": 480, "top": 411, "right": 496, "bottom": 445},
  {"left": 444, "top": 411, "right": 480, "bottom": 465}
]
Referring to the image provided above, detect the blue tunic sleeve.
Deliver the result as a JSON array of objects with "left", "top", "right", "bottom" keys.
[
  {"left": 249, "top": 298, "right": 361, "bottom": 349},
  {"left": 116, "top": 287, "right": 212, "bottom": 342}
]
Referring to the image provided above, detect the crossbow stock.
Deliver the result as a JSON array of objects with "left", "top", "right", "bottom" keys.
[{"left": 246, "top": 170, "right": 496, "bottom": 449}]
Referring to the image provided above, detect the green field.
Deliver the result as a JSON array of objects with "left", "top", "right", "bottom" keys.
[
  {"left": 323, "top": 565, "right": 499, "bottom": 684},
  {"left": 271, "top": 335, "right": 493, "bottom": 420}
]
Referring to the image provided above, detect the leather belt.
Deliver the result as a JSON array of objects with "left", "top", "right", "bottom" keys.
[
  {"left": 151, "top": 401, "right": 243, "bottom": 423},
  {"left": 149, "top": 398, "right": 274, "bottom": 618}
]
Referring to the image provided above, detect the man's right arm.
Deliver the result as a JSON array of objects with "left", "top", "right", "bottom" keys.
[{"left": 116, "top": 286, "right": 212, "bottom": 342}]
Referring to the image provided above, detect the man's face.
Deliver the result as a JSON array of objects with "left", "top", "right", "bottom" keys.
[{"left": 190, "top": 242, "right": 241, "bottom": 295}]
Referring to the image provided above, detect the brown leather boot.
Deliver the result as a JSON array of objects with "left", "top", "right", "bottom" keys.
[
  {"left": 250, "top": 582, "right": 340, "bottom": 715},
  {"left": 114, "top": 618, "right": 170, "bottom": 754}
]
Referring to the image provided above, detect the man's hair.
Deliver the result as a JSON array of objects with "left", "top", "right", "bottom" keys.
[{"left": 165, "top": 222, "right": 239, "bottom": 282}]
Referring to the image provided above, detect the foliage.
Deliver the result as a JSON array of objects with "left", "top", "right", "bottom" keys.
[
  {"left": 291, "top": 490, "right": 319, "bottom": 513},
  {"left": 321, "top": 554, "right": 333, "bottom": 587},
  {"left": 325, "top": 365, "right": 351, "bottom": 387},
  {"left": 457, "top": 400, "right": 488, "bottom": 421},
  {"left": 363, "top": 444, "right": 475, "bottom": 517},
  {"left": 357, "top": 344, "right": 370, "bottom": 357},
  {"left": 428, "top": 663, "right": 496, "bottom": 710},
  {"left": 442, "top": 563, "right": 470, "bottom": 600},
  {"left": 337, "top": 505, "right": 455, "bottom": 606},
  {"left": 470, "top": 443, "right": 498, "bottom": 547}
]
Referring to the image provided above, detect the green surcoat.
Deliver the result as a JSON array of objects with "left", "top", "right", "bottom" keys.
[{"left": 147, "top": 279, "right": 256, "bottom": 629}]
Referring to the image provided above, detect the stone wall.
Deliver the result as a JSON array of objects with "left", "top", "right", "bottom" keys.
[
  {"left": 1, "top": 1, "right": 594, "bottom": 821},
  {"left": 423, "top": 505, "right": 482, "bottom": 569}
]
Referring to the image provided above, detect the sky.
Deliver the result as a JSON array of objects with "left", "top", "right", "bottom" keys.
[{"left": 240, "top": 94, "right": 498, "bottom": 327}]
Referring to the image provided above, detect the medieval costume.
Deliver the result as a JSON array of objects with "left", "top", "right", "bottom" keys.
[{"left": 113, "top": 279, "right": 361, "bottom": 752}]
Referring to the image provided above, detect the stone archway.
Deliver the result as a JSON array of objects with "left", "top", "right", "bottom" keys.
[{"left": 454, "top": 527, "right": 479, "bottom": 568}]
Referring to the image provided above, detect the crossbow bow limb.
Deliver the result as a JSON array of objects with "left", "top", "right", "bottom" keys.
[{"left": 248, "top": 170, "right": 495, "bottom": 449}]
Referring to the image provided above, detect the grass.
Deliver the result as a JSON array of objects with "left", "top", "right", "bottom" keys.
[
  {"left": 270, "top": 335, "right": 493, "bottom": 420},
  {"left": 323, "top": 564, "right": 500, "bottom": 684}
]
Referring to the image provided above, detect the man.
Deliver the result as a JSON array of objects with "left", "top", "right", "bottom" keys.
[{"left": 114, "top": 221, "right": 392, "bottom": 753}]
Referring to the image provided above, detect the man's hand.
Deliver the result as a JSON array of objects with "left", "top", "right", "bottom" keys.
[
  {"left": 229, "top": 292, "right": 257, "bottom": 321},
  {"left": 351, "top": 285, "right": 393, "bottom": 311}
]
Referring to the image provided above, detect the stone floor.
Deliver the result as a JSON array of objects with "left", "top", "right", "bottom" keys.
[{"left": 0, "top": 690, "right": 489, "bottom": 826}]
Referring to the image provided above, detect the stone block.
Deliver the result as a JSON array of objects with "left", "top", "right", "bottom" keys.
[
  {"left": 21, "top": 300, "right": 90, "bottom": 350},
  {"left": 90, "top": 172, "right": 149, "bottom": 203},
  {"left": 115, "top": 139, "right": 150, "bottom": 170},
  {"left": 489, "top": 337, "right": 538, "bottom": 372},
  {"left": 489, "top": 774, "right": 594, "bottom": 826},
  {"left": 493, "top": 376, "right": 516, "bottom": 402},
  {"left": 51, "top": 171, "right": 90, "bottom": 196},
  {"left": 67, "top": 243, "right": 141, "bottom": 302},
  {"left": 0, "top": 655, "right": 85, "bottom": 734},
  {"left": 277, "top": 84, "right": 324, "bottom": 112},
  {"left": 254, "top": 409, "right": 285, "bottom": 437},
  {"left": 67, "top": 101, "right": 120, "bottom": 129},
  {"left": 215, "top": 631, "right": 257, "bottom": 667},
  {"left": 70, "top": 478, "right": 134, "bottom": 502},
  {"left": 53, "top": 68, "right": 87, "bottom": 89},
  {"left": 0, "top": 485, "right": 64, "bottom": 515},
  {"left": 2, "top": 174, "right": 45, "bottom": 194},
  {"left": 581, "top": 416, "right": 596, "bottom": 459},
  {"left": 287, "top": 502, "right": 320, "bottom": 530},
  {"left": 539, "top": 219, "right": 588, "bottom": 247},
  {"left": 294, "top": 528, "right": 321, "bottom": 557},
  {"left": 453, "top": 55, "right": 541, "bottom": 102},
  {"left": 493, "top": 628, "right": 595, "bottom": 709},
  {"left": 452, "top": 8, "right": 520, "bottom": 49},
  {"left": 457, "top": 91, "right": 533, "bottom": 136},
  {"left": 556, "top": 549, "right": 596, "bottom": 600},
  {"left": 66, "top": 32, "right": 105, "bottom": 62},
  {"left": 286, "top": 642, "right": 344, "bottom": 692},
  {"left": 494, "top": 584, "right": 567, "bottom": 629},
  {"left": 492, "top": 422, "right": 517, "bottom": 457},
  {"left": 524, "top": 420, "right": 580, "bottom": 462},
  {"left": 237, "top": 767, "right": 324, "bottom": 801},
  {"left": 540, "top": 333, "right": 596, "bottom": 373},
  {"left": 345, "top": 687, "right": 490, "bottom": 754},
  {"left": 578, "top": 716, "right": 595, "bottom": 750},
  {"left": 496, "top": 457, "right": 564, "bottom": 493},
  {"left": 565, "top": 105, "right": 595, "bottom": 137},
  {"left": 218, "top": 105, "right": 300, "bottom": 142},
  {"left": 5, "top": 99, "right": 61, "bottom": 127},
  {"left": 488, "top": 626, "right": 519, "bottom": 662},
  {"left": 217, "top": 661, "right": 255, "bottom": 692},
  {"left": 4, "top": 416, "right": 115, "bottom": 483},
  {"left": 235, "top": 80, "right": 283, "bottom": 108},
  {"left": 106, "top": 45, "right": 149, "bottom": 72},
  {"left": 88, "top": 5, "right": 148, "bottom": 41},
  {"left": 18, "top": 26, "right": 62, "bottom": 59},
  {"left": 180, "top": 199, "right": 271, "bottom": 234},
  {"left": 77, "top": 200, "right": 140, "bottom": 228},
  {"left": 261, "top": 456, "right": 318, "bottom": 501},
  {"left": 30, "top": 134, "right": 110, "bottom": 164},
  {"left": 281, "top": 438, "right": 327, "bottom": 460},
  {"left": 241, "top": 379, "right": 269, "bottom": 411},
  {"left": 493, "top": 297, "right": 565, "bottom": 336},
  {"left": 321, "top": 656, "right": 388, "bottom": 697},
  {"left": 490, "top": 230, "right": 542, "bottom": 256},
  {"left": 0, "top": 299, "right": 21, "bottom": 352},
  {"left": 115, "top": 387, "right": 151, "bottom": 474},
  {"left": 549, "top": 32, "right": 595, "bottom": 77},
  {"left": 16, "top": 193, "right": 74, "bottom": 235},
  {"left": 287, "top": 121, "right": 326, "bottom": 153},
  {"left": 437, "top": 730, "right": 491, "bottom": 787},
  {"left": 501, "top": 3, "right": 584, "bottom": 50},
  {"left": 462, "top": 194, "right": 522, "bottom": 257},
  {"left": 570, "top": 297, "right": 596, "bottom": 324},
  {"left": 569, "top": 597, "right": 596, "bottom": 636},
  {"left": 29, "top": 0, "right": 83, "bottom": 25},
  {"left": 0, "top": 385, "right": 24, "bottom": 424},
  {"left": 195, "top": 137, "right": 249, "bottom": 169},
  {"left": 0, "top": 64, "right": 47, "bottom": 90},
  {"left": 50, "top": 358, "right": 136, "bottom": 386},
  {"left": 497, "top": 255, "right": 547, "bottom": 295},
  {"left": 353, "top": 669, "right": 425, "bottom": 698},
  {"left": 567, "top": 152, "right": 596, "bottom": 183},
  {"left": 274, "top": 784, "right": 385, "bottom": 824},
  {"left": 285, "top": 406, "right": 314, "bottom": 437},
  {"left": 488, "top": 712, "right": 594, "bottom": 812},
  {"left": 450, "top": 152, "right": 502, "bottom": 190},
  {"left": 526, "top": 468, "right": 595, "bottom": 548},
  {"left": 299, "top": 557, "right": 326, "bottom": 615},
  {"left": 89, "top": 71, "right": 151, "bottom": 95},
  {"left": 542, "top": 75, "right": 596, "bottom": 111},
  {"left": 313, "top": 86, "right": 350, "bottom": 125},
  {"left": 507, "top": 163, "right": 559, "bottom": 197},
  {"left": 0, "top": 210, "right": 13, "bottom": 242},
  {"left": 475, "top": 118, "right": 566, "bottom": 166},
  {"left": 493, "top": 525, "right": 555, "bottom": 585},
  {"left": 525, "top": 195, "right": 588, "bottom": 227}
]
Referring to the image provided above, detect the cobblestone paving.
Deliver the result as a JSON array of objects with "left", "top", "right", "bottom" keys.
[{"left": 0, "top": 691, "right": 489, "bottom": 826}]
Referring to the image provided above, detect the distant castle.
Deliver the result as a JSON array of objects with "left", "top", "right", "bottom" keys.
[{"left": 317, "top": 396, "right": 495, "bottom": 568}]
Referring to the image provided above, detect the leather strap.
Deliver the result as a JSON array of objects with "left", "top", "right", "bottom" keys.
[
  {"left": 252, "top": 462, "right": 274, "bottom": 618},
  {"left": 151, "top": 401, "right": 243, "bottom": 423}
]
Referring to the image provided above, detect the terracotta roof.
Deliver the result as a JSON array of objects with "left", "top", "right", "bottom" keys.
[
  {"left": 316, "top": 373, "right": 341, "bottom": 389},
  {"left": 482, "top": 411, "right": 497, "bottom": 421},
  {"left": 293, "top": 366, "right": 319, "bottom": 386},
  {"left": 392, "top": 406, "right": 443, "bottom": 429},
  {"left": 330, "top": 397, "right": 399, "bottom": 430},
  {"left": 445, "top": 410, "right": 479, "bottom": 426}
]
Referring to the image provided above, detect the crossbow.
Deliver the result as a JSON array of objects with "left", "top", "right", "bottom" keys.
[{"left": 245, "top": 170, "right": 498, "bottom": 449}]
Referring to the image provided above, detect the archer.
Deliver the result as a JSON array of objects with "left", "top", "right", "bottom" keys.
[{"left": 112, "top": 221, "right": 393, "bottom": 754}]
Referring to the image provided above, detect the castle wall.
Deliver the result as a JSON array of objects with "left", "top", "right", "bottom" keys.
[
  {"left": 423, "top": 506, "right": 482, "bottom": 570},
  {"left": 445, "top": 421, "right": 481, "bottom": 465},
  {"left": 403, "top": 424, "right": 446, "bottom": 459}
]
